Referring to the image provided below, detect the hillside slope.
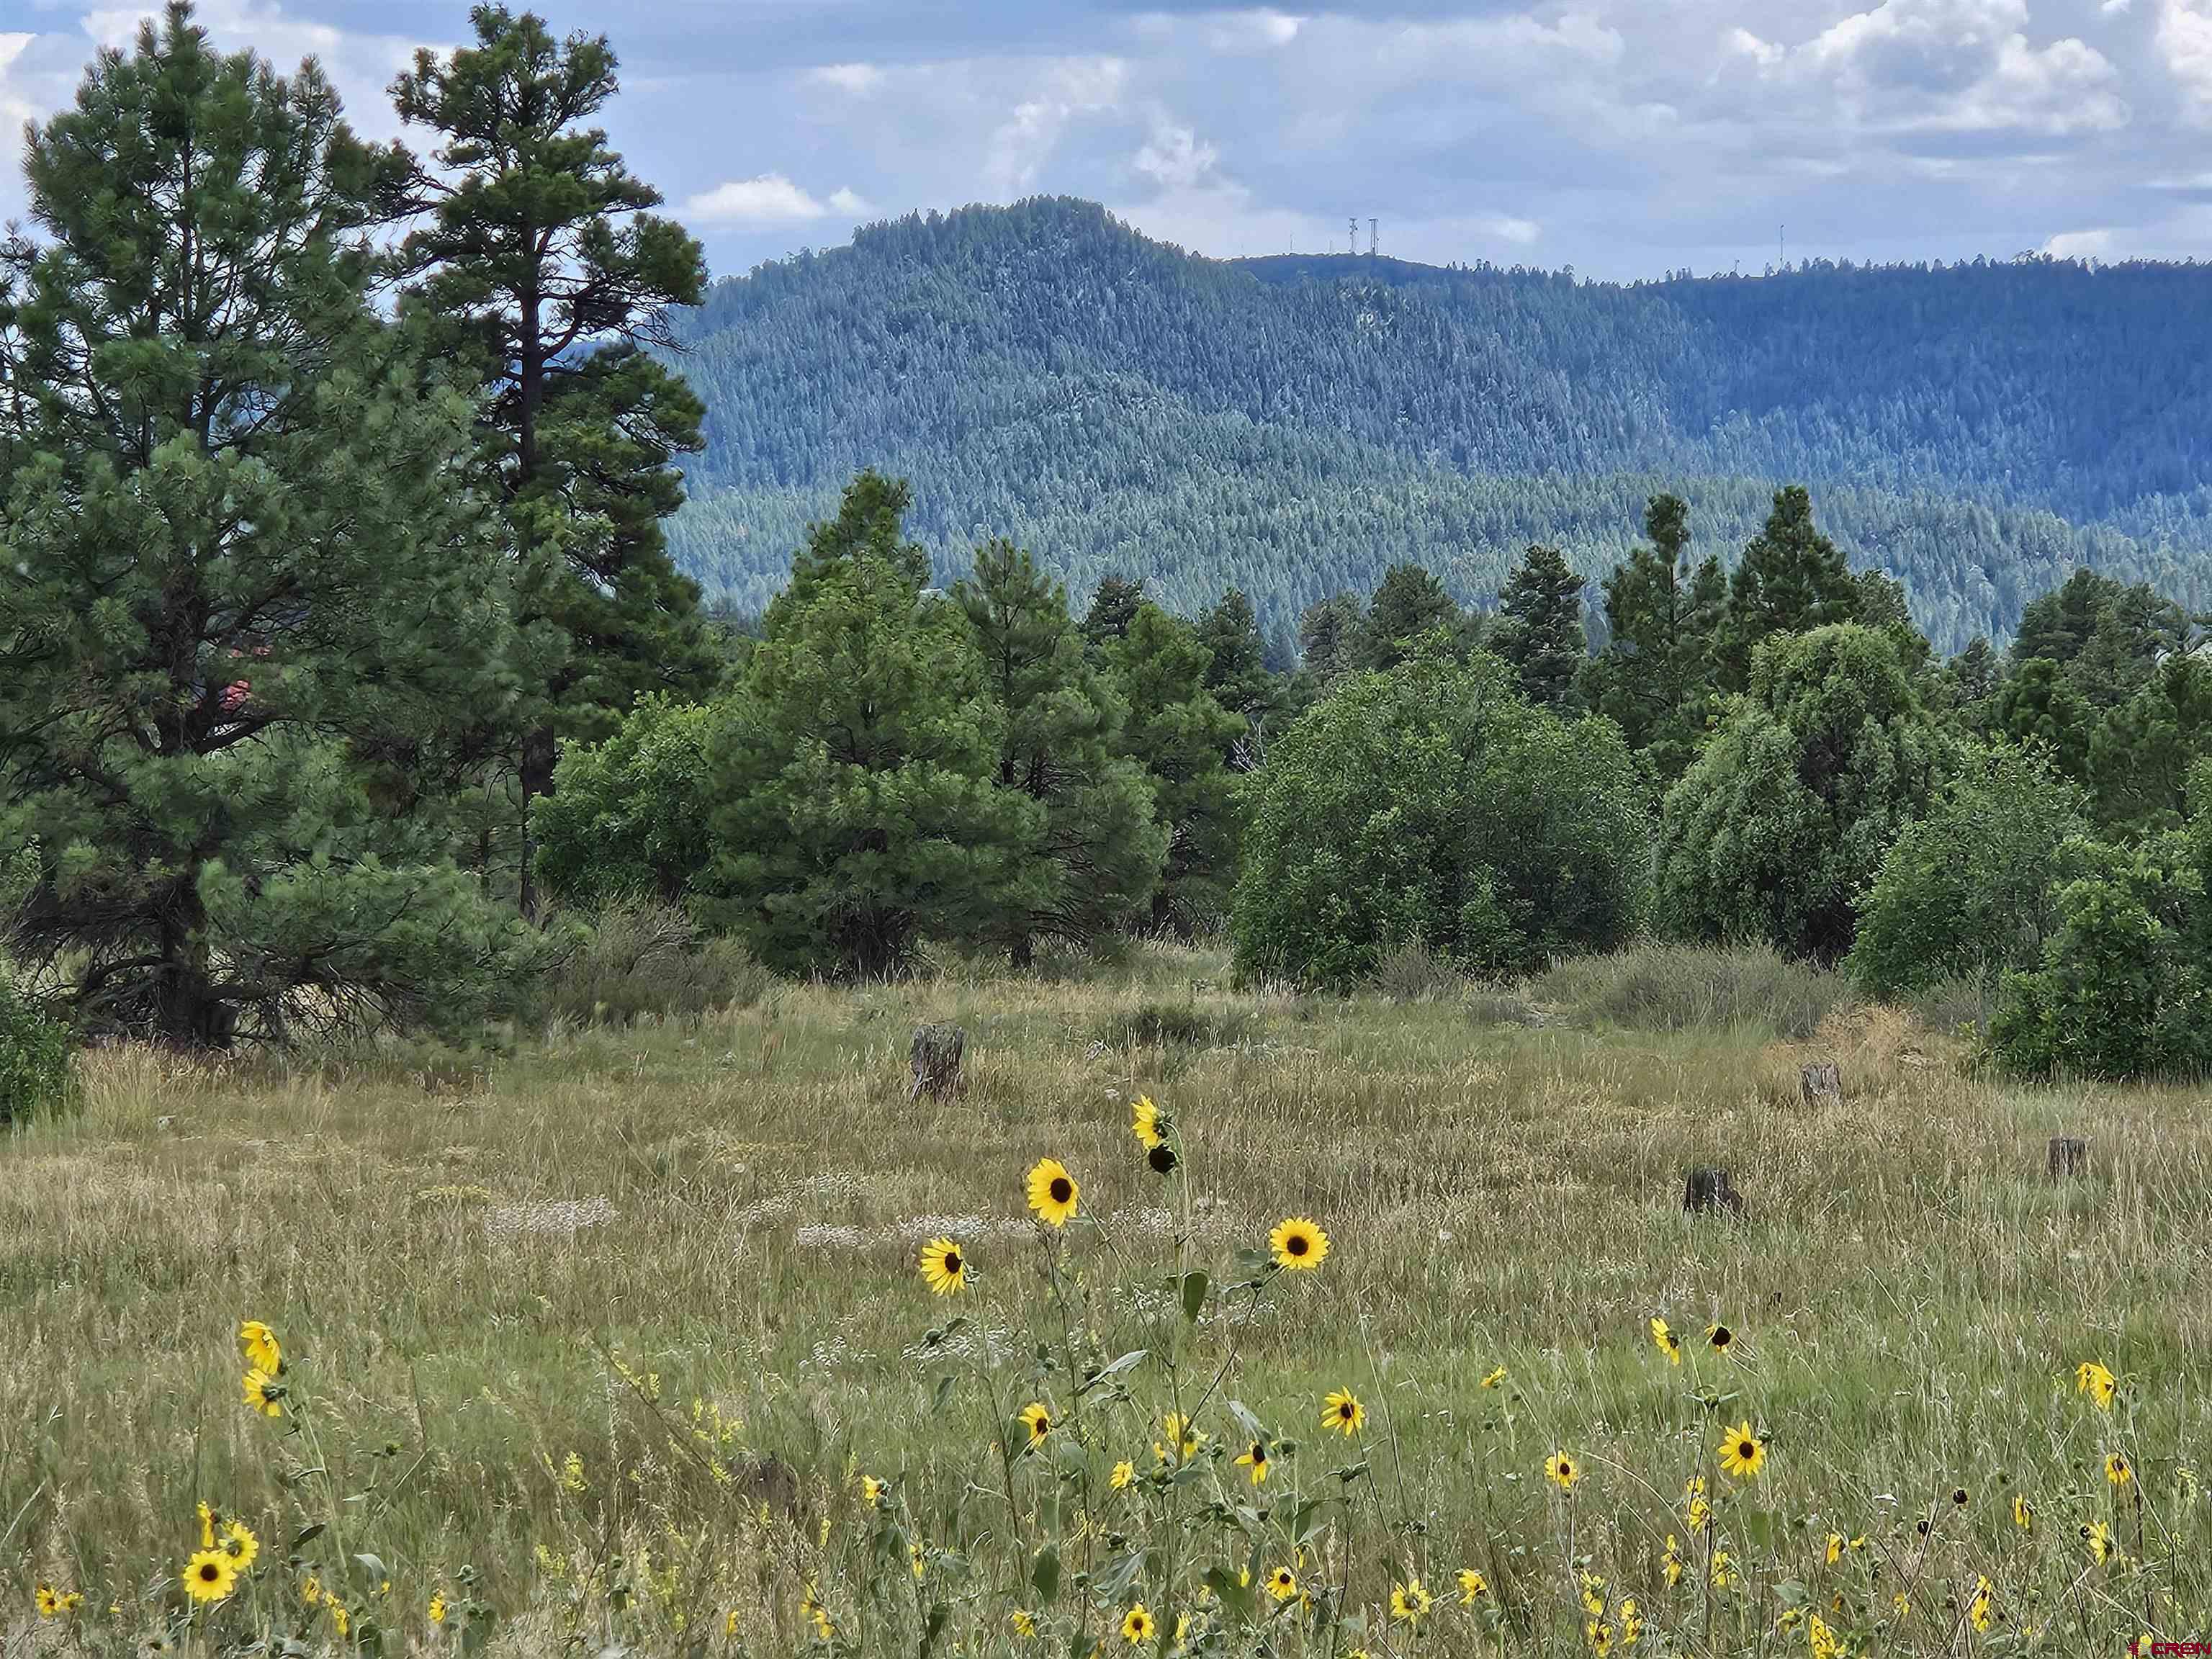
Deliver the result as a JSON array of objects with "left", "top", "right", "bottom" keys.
[{"left": 664, "top": 197, "right": 2212, "bottom": 652}]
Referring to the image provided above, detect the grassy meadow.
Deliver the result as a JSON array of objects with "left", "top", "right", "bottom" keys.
[{"left": 3, "top": 942, "right": 2208, "bottom": 1655}]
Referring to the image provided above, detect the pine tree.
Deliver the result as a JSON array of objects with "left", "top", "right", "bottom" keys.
[
  {"left": 956, "top": 541, "right": 1164, "bottom": 963},
  {"left": 1110, "top": 603, "right": 1247, "bottom": 932},
  {"left": 1712, "top": 486, "right": 1860, "bottom": 689},
  {"left": 1354, "top": 564, "right": 1467, "bottom": 670},
  {"left": 1197, "top": 588, "right": 1287, "bottom": 767},
  {"left": 1082, "top": 574, "right": 1147, "bottom": 651},
  {"left": 0, "top": 4, "right": 539, "bottom": 1046},
  {"left": 392, "top": 6, "right": 718, "bottom": 913},
  {"left": 1297, "top": 593, "right": 1365, "bottom": 683},
  {"left": 1495, "top": 543, "right": 1588, "bottom": 709},
  {"left": 1583, "top": 495, "right": 1724, "bottom": 786}
]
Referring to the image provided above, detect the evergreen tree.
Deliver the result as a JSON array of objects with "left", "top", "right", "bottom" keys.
[
  {"left": 956, "top": 541, "right": 1164, "bottom": 963},
  {"left": 1582, "top": 494, "right": 1724, "bottom": 786},
  {"left": 1988, "top": 657, "right": 2095, "bottom": 783},
  {"left": 786, "top": 469, "right": 934, "bottom": 600},
  {"left": 1712, "top": 486, "right": 1861, "bottom": 688},
  {"left": 1297, "top": 593, "right": 1364, "bottom": 683},
  {"left": 392, "top": 6, "right": 717, "bottom": 912},
  {"left": 704, "top": 489, "right": 1038, "bottom": 976},
  {"left": 1493, "top": 542, "right": 1587, "bottom": 710},
  {"left": 0, "top": 5, "right": 541, "bottom": 1045},
  {"left": 2090, "top": 655, "right": 2212, "bottom": 832},
  {"left": 1082, "top": 574, "right": 1146, "bottom": 651},
  {"left": 1110, "top": 603, "right": 1246, "bottom": 933},
  {"left": 1197, "top": 587, "right": 1287, "bottom": 767},
  {"left": 1354, "top": 563, "right": 1468, "bottom": 670},
  {"left": 1941, "top": 636, "right": 2000, "bottom": 710}
]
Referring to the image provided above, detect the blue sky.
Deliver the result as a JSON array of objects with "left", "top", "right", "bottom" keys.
[{"left": 3, "top": 0, "right": 2209, "bottom": 282}]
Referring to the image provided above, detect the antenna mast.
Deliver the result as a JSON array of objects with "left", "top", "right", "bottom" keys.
[
  {"left": 1369, "top": 217, "right": 1378, "bottom": 256},
  {"left": 1348, "top": 215, "right": 1357, "bottom": 256}
]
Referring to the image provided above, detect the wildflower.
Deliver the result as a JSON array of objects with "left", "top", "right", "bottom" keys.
[
  {"left": 725, "top": 1609, "right": 740, "bottom": 1637},
  {"left": 861, "top": 1475, "right": 884, "bottom": 1506},
  {"left": 1587, "top": 1617, "right": 1615, "bottom": 1656},
  {"left": 1111, "top": 1460, "right": 1135, "bottom": 1489},
  {"left": 1581, "top": 1571, "right": 1607, "bottom": 1617},
  {"left": 1545, "top": 1449, "right": 1580, "bottom": 1491},
  {"left": 1663, "top": 1536, "right": 1683, "bottom": 1587},
  {"left": 1650, "top": 1317, "right": 1682, "bottom": 1364},
  {"left": 910, "top": 1543, "right": 927, "bottom": 1580},
  {"left": 1711, "top": 1550, "right": 1733, "bottom": 1589},
  {"left": 2077, "top": 1359, "right": 2117, "bottom": 1410},
  {"left": 1808, "top": 1614, "right": 1842, "bottom": 1658},
  {"left": 2177, "top": 1465, "right": 2200, "bottom": 1503},
  {"left": 1157, "top": 1412, "right": 1205, "bottom": 1462},
  {"left": 1390, "top": 1578, "right": 1432, "bottom": 1623},
  {"left": 1121, "top": 1603, "right": 1155, "bottom": 1644},
  {"left": 241, "top": 1366, "right": 284, "bottom": 1418},
  {"left": 1011, "top": 1609, "right": 1037, "bottom": 1640},
  {"left": 1236, "top": 1439, "right": 1272, "bottom": 1485},
  {"left": 1457, "top": 1568, "right": 1488, "bottom": 1604},
  {"left": 222, "top": 1519, "right": 258, "bottom": 1570},
  {"left": 2013, "top": 1493, "right": 2033, "bottom": 1530},
  {"left": 1267, "top": 1567, "right": 1298, "bottom": 1602},
  {"left": 2083, "top": 1519, "right": 2114, "bottom": 1563},
  {"left": 2107, "top": 1451, "right": 2134, "bottom": 1488},
  {"left": 239, "top": 1320, "right": 282, "bottom": 1375},
  {"left": 1019, "top": 1402, "right": 1053, "bottom": 1447},
  {"left": 1480, "top": 1365, "right": 1507, "bottom": 1388},
  {"left": 1619, "top": 1597, "right": 1641, "bottom": 1646},
  {"left": 302, "top": 1574, "right": 324, "bottom": 1606},
  {"left": 1686, "top": 1476, "right": 1711, "bottom": 1530},
  {"left": 559, "top": 1451, "right": 586, "bottom": 1492},
  {"left": 1269, "top": 1216, "right": 1328, "bottom": 1271},
  {"left": 1707, "top": 1322, "right": 1734, "bottom": 1352},
  {"left": 1131, "top": 1095, "right": 1164, "bottom": 1149},
  {"left": 197, "top": 1501, "right": 215, "bottom": 1550},
  {"left": 1717, "top": 1420, "right": 1766, "bottom": 1480},
  {"left": 1890, "top": 1593, "right": 1909, "bottom": 1619},
  {"left": 802, "top": 1588, "right": 832, "bottom": 1642},
  {"left": 1777, "top": 1607, "right": 1805, "bottom": 1632},
  {"left": 183, "top": 1549, "right": 238, "bottom": 1604},
  {"left": 429, "top": 1593, "right": 448, "bottom": 1624},
  {"left": 1028, "top": 1159, "right": 1080, "bottom": 1226},
  {"left": 333, "top": 1604, "right": 351, "bottom": 1638},
  {"left": 34, "top": 1586, "right": 62, "bottom": 1619},
  {"left": 1825, "top": 1532, "right": 1843, "bottom": 1564},
  {"left": 917, "top": 1236, "right": 967, "bottom": 1295},
  {"left": 1968, "top": 1575, "right": 1994, "bottom": 1633},
  {"left": 1322, "top": 1388, "right": 1364, "bottom": 1437},
  {"left": 1951, "top": 1486, "right": 1969, "bottom": 1507}
]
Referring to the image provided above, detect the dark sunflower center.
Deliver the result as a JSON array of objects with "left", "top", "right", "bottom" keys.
[
  {"left": 197, "top": 1565, "right": 220, "bottom": 1583},
  {"left": 1337, "top": 1403, "right": 1353, "bottom": 1419},
  {"left": 1049, "top": 1177, "right": 1071, "bottom": 1203},
  {"left": 1286, "top": 1233, "right": 1308, "bottom": 1255},
  {"left": 943, "top": 1251, "right": 961, "bottom": 1274},
  {"left": 1252, "top": 1444, "right": 1266, "bottom": 1461},
  {"left": 1739, "top": 1441, "right": 1754, "bottom": 1457}
]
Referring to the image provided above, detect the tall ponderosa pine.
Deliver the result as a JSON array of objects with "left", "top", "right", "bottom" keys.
[
  {"left": 956, "top": 541, "right": 1164, "bottom": 963},
  {"left": 1354, "top": 563, "right": 1467, "bottom": 670},
  {"left": 0, "top": 5, "right": 539, "bottom": 1045},
  {"left": 1110, "top": 603, "right": 1246, "bottom": 933},
  {"left": 1082, "top": 574, "right": 1146, "bottom": 652},
  {"left": 393, "top": 6, "right": 717, "bottom": 912},
  {"left": 1197, "top": 587, "right": 1287, "bottom": 767},
  {"left": 1712, "top": 486, "right": 1860, "bottom": 689},
  {"left": 1494, "top": 543, "right": 1587, "bottom": 710},
  {"left": 1583, "top": 494, "right": 1725, "bottom": 785}
]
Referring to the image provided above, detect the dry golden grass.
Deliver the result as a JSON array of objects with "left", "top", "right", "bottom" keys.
[{"left": 2, "top": 943, "right": 2206, "bottom": 1653}]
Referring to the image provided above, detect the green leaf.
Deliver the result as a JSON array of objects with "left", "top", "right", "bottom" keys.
[
  {"left": 1031, "top": 1546, "right": 1061, "bottom": 1604},
  {"left": 1079, "top": 1349, "right": 1150, "bottom": 1395},
  {"left": 932, "top": 1372, "right": 956, "bottom": 1411},
  {"left": 1180, "top": 1271, "right": 1209, "bottom": 1322}
]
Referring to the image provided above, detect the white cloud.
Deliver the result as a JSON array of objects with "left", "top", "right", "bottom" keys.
[
  {"left": 1133, "top": 117, "right": 1221, "bottom": 189},
  {"left": 685, "top": 174, "right": 830, "bottom": 224},
  {"left": 827, "top": 186, "right": 875, "bottom": 215},
  {"left": 809, "top": 62, "right": 884, "bottom": 96},
  {"left": 2162, "top": 0, "right": 2212, "bottom": 120},
  {"left": 2045, "top": 226, "right": 2115, "bottom": 256},
  {"left": 983, "top": 56, "right": 1127, "bottom": 198}
]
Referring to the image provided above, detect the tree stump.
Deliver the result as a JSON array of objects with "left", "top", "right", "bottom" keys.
[
  {"left": 1683, "top": 1166, "right": 1743, "bottom": 1217},
  {"left": 909, "top": 1022, "right": 966, "bottom": 1102},
  {"left": 1799, "top": 1061, "right": 1841, "bottom": 1107},
  {"left": 2047, "top": 1135, "right": 2090, "bottom": 1178}
]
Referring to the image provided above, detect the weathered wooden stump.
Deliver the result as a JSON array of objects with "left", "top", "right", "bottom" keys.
[
  {"left": 909, "top": 1022, "right": 966, "bottom": 1101},
  {"left": 1683, "top": 1166, "right": 1743, "bottom": 1217},
  {"left": 2047, "top": 1134, "right": 2090, "bottom": 1178},
  {"left": 1799, "top": 1061, "right": 1841, "bottom": 1107}
]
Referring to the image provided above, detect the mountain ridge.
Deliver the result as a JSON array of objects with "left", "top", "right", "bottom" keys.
[{"left": 662, "top": 197, "right": 2212, "bottom": 652}]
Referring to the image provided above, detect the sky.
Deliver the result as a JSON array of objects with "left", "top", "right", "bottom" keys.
[{"left": 1, "top": 0, "right": 2210, "bottom": 282}]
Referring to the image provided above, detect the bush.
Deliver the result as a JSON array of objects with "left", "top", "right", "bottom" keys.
[
  {"left": 0, "top": 974, "right": 72, "bottom": 1125},
  {"left": 1369, "top": 938, "right": 1465, "bottom": 1002},
  {"left": 1233, "top": 653, "right": 1653, "bottom": 989},
  {"left": 1092, "top": 999, "right": 1256, "bottom": 1051},
  {"left": 1659, "top": 624, "right": 1954, "bottom": 961},
  {"left": 536, "top": 696, "right": 722, "bottom": 908},
  {"left": 1534, "top": 942, "right": 1851, "bottom": 1040},
  {"left": 1848, "top": 741, "right": 2089, "bottom": 997},
  {"left": 543, "top": 902, "right": 773, "bottom": 1027}
]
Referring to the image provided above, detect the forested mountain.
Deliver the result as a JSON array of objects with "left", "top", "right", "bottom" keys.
[{"left": 663, "top": 197, "right": 2212, "bottom": 652}]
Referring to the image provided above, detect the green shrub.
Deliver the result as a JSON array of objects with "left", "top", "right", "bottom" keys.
[
  {"left": 1369, "top": 938, "right": 1465, "bottom": 1003},
  {"left": 543, "top": 902, "right": 773, "bottom": 1027},
  {"left": 0, "top": 974, "right": 72, "bottom": 1126},
  {"left": 1233, "top": 653, "right": 1652, "bottom": 990},
  {"left": 536, "top": 695, "right": 722, "bottom": 908},
  {"left": 1534, "top": 942, "right": 1851, "bottom": 1040},
  {"left": 1092, "top": 999, "right": 1256, "bottom": 1051}
]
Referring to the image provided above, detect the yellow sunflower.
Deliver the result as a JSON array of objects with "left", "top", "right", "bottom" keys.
[
  {"left": 2077, "top": 1359, "right": 2117, "bottom": 1409},
  {"left": 1650, "top": 1316, "right": 1682, "bottom": 1364},
  {"left": 1269, "top": 1216, "right": 1328, "bottom": 1271},
  {"left": 1685, "top": 1476, "right": 1711, "bottom": 1529},
  {"left": 917, "top": 1237, "right": 967, "bottom": 1295},
  {"left": 1018, "top": 1402, "right": 1053, "bottom": 1447},
  {"left": 1236, "top": 1439, "right": 1272, "bottom": 1485},
  {"left": 1480, "top": 1364, "right": 1507, "bottom": 1388},
  {"left": 1011, "top": 1609, "right": 1037, "bottom": 1640},
  {"left": 429, "top": 1593, "right": 448, "bottom": 1624},
  {"left": 1267, "top": 1567, "right": 1298, "bottom": 1602},
  {"left": 1130, "top": 1095, "right": 1164, "bottom": 1150},
  {"left": 2013, "top": 1493, "right": 2033, "bottom": 1530},
  {"left": 1825, "top": 1532, "right": 1844, "bottom": 1563},
  {"left": 1707, "top": 1322, "right": 1734, "bottom": 1352},
  {"left": 183, "top": 1550, "right": 238, "bottom": 1604},
  {"left": 2084, "top": 1519, "right": 2113, "bottom": 1563},
  {"left": 1157, "top": 1411, "right": 1205, "bottom": 1462},
  {"left": 1027, "top": 1159, "right": 1079, "bottom": 1227},
  {"left": 1545, "top": 1450, "right": 1580, "bottom": 1491},
  {"left": 1121, "top": 1604, "right": 1155, "bottom": 1645},
  {"left": 1322, "top": 1388, "right": 1364, "bottom": 1437},
  {"left": 1110, "top": 1460, "right": 1135, "bottom": 1490},
  {"left": 222, "top": 1520, "right": 258, "bottom": 1570},
  {"left": 2107, "top": 1452, "right": 2134, "bottom": 1488},
  {"left": 34, "top": 1585, "right": 62, "bottom": 1619},
  {"left": 1457, "top": 1568, "right": 1488, "bottom": 1604},
  {"left": 1390, "top": 1578, "right": 1432, "bottom": 1623},
  {"left": 1717, "top": 1421, "right": 1765, "bottom": 1481},
  {"left": 242, "top": 1368, "right": 284, "bottom": 1419},
  {"left": 1968, "top": 1575, "right": 1994, "bottom": 1632},
  {"left": 1663, "top": 1537, "right": 1683, "bottom": 1587},
  {"left": 238, "top": 1320, "right": 282, "bottom": 1375}
]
